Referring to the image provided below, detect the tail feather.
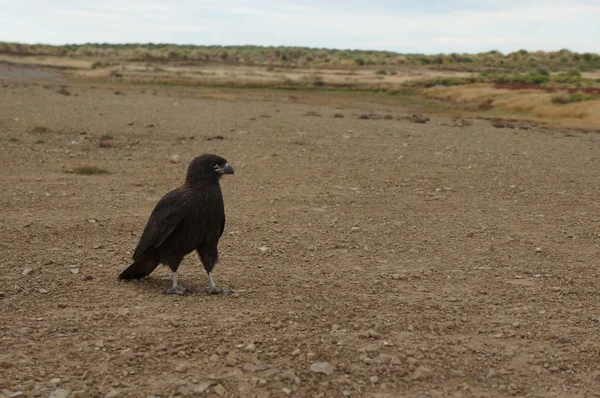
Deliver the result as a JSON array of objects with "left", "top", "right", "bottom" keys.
[{"left": 118, "top": 253, "right": 160, "bottom": 280}]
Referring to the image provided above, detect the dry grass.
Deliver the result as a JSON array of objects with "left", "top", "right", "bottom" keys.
[{"left": 423, "top": 84, "right": 600, "bottom": 128}]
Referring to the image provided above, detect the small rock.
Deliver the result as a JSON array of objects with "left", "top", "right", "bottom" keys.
[
  {"left": 193, "top": 382, "right": 211, "bottom": 393},
  {"left": 21, "top": 381, "right": 34, "bottom": 390},
  {"left": 411, "top": 366, "right": 434, "bottom": 380},
  {"left": 362, "top": 357, "right": 374, "bottom": 365},
  {"left": 281, "top": 369, "right": 295, "bottom": 381},
  {"left": 22, "top": 268, "right": 34, "bottom": 276},
  {"left": 170, "top": 155, "right": 180, "bottom": 163},
  {"left": 0, "top": 291, "right": 5, "bottom": 298},
  {"left": 39, "top": 289, "right": 48, "bottom": 294},
  {"left": 71, "top": 391, "right": 87, "bottom": 398},
  {"left": 406, "top": 357, "right": 419, "bottom": 369},
  {"left": 377, "top": 353, "right": 401, "bottom": 365},
  {"left": 50, "top": 378, "right": 61, "bottom": 385},
  {"left": 310, "top": 362, "right": 334, "bottom": 375},
  {"left": 258, "top": 246, "right": 269, "bottom": 253},
  {"left": 225, "top": 352, "right": 238, "bottom": 366},
  {"left": 105, "top": 389, "right": 120, "bottom": 398},
  {"left": 213, "top": 384, "right": 226, "bottom": 396},
  {"left": 209, "top": 354, "right": 220, "bottom": 362},
  {"left": 70, "top": 268, "right": 79, "bottom": 274},
  {"left": 291, "top": 348, "right": 301, "bottom": 357},
  {"left": 50, "top": 389, "right": 71, "bottom": 398},
  {"left": 244, "top": 343, "right": 256, "bottom": 352},
  {"left": 306, "top": 352, "right": 317, "bottom": 360},
  {"left": 282, "top": 387, "right": 291, "bottom": 395},
  {"left": 535, "top": 247, "right": 543, "bottom": 253},
  {"left": 176, "top": 362, "right": 189, "bottom": 373},
  {"left": 370, "top": 375, "right": 379, "bottom": 383},
  {"left": 368, "top": 329, "right": 380, "bottom": 339},
  {"left": 119, "top": 348, "right": 134, "bottom": 360},
  {"left": 117, "top": 308, "right": 130, "bottom": 316}
]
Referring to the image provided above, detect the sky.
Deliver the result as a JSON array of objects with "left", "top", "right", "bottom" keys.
[{"left": 0, "top": 0, "right": 598, "bottom": 54}]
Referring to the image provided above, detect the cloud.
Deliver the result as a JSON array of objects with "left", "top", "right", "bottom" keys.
[{"left": 0, "top": 0, "right": 597, "bottom": 53}]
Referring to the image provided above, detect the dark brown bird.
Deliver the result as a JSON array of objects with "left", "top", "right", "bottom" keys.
[{"left": 118, "top": 154, "right": 235, "bottom": 295}]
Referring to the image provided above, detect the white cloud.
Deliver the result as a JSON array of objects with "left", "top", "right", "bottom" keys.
[{"left": 0, "top": 0, "right": 597, "bottom": 53}]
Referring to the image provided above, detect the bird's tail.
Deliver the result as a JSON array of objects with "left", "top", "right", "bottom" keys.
[{"left": 118, "top": 253, "right": 160, "bottom": 280}]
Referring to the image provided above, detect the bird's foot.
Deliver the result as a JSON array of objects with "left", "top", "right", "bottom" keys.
[
  {"left": 204, "top": 286, "right": 236, "bottom": 295},
  {"left": 163, "top": 285, "right": 193, "bottom": 295}
]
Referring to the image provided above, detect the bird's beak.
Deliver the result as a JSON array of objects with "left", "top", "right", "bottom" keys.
[{"left": 220, "top": 164, "right": 234, "bottom": 175}]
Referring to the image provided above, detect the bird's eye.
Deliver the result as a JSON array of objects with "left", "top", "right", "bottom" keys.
[{"left": 212, "top": 163, "right": 218, "bottom": 169}]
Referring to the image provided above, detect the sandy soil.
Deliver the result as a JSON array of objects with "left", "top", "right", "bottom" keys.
[{"left": 1, "top": 67, "right": 600, "bottom": 398}]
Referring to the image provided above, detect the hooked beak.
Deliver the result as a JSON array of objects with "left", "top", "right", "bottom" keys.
[{"left": 219, "top": 163, "right": 235, "bottom": 175}]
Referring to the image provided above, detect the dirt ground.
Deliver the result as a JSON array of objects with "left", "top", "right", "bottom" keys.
[{"left": 1, "top": 66, "right": 600, "bottom": 398}]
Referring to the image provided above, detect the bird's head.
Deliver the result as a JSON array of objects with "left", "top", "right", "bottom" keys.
[{"left": 186, "top": 154, "right": 234, "bottom": 184}]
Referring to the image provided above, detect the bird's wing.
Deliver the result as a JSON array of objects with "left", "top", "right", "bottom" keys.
[
  {"left": 219, "top": 214, "right": 226, "bottom": 238},
  {"left": 132, "top": 190, "right": 186, "bottom": 260}
]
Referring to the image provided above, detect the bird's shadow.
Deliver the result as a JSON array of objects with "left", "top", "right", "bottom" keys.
[
  {"left": 119, "top": 276, "right": 239, "bottom": 296},
  {"left": 120, "top": 276, "right": 204, "bottom": 295}
]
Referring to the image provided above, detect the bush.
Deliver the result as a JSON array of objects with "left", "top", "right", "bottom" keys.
[
  {"left": 376, "top": 69, "right": 388, "bottom": 75},
  {"left": 552, "top": 92, "right": 597, "bottom": 104},
  {"left": 569, "top": 92, "right": 595, "bottom": 102},
  {"left": 536, "top": 67, "right": 550, "bottom": 76}
]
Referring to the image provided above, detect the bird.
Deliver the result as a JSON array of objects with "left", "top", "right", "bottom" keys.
[{"left": 118, "top": 153, "right": 235, "bottom": 295}]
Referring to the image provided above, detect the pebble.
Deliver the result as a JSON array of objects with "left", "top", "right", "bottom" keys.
[
  {"left": 291, "top": 348, "right": 301, "bottom": 357},
  {"left": 0, "top": 291, "right": 5, "bottom": 298},
  {"left": 22, "top": 267, "right": 34, "bottom": 276},
  {"left": 370, "top": 375, "right": 379, "bottom": 383},
  {"left": 368, "top": 329, "right": 380, "bottom": 339},
  {"left": 406, "top": 357, "right": 419, "bottom": 369},
  {"left": 170, "top": 155, "right": 180, "bottom": 163},
  {"left": 50, "top": 378, "right": 61, "bottom": 385},
  {"left": 70, "top": 268, "right": 79, "bottom": 274},
  {"left": 105, "top": 389, "right": 120, "bottom": 398},
  {"left": 535, "top": 247, "right": 543, "bottom": 253},
  {"left": 225, "top": 352, "right": 238, "bottom": 366},
  {"left": 71, "top": 391, "right": 87, "bottom": 398},
  {"left": 21, "top": 381, "right": 34, "bottom": 390},
  {"left": 209, "top": 354, "right": 220, "bottom": 362},
  {"left": 306, "top": 352, "right": 317, "bottom": 360},
  {"left": 175, "top": 362, "right": 189, "bottom": 373},
  {"left": 377, "top": 354, "right": 401, "bottom": 365},
  {"left": 213, "top": 384, "right": 226, "bottom": 396},
  {"left": 281, "top": 369, "right": 295, "bottom": 381},
  {"left": 362, "top": 357, "right": 374, "bottom": 365},
  {"left": 282, "top": 387, "right": 291, "bottom": 395},
  {"left": 244, "top": 343, "right": 256, "bottom": 352},
  {"left": 120, "top": 348, "right": 134, "bottom": 360},
  {"left": 310, "top": 362, "right": 334, "bottom": 375},
  {"left": 411, "top": 366, "right": 434, "bottom": 380},
  {"left": 39, "top": 289, "right": 48, "bottom": 294},
  {"left": 50, "top": 389, "right": 71, "bottom": 398},
  {"left": 117, "top": 308, "right": 130, "bottom": 316},
  {"left": 193, "top": 382, "right": 211, "bottom": 393}
]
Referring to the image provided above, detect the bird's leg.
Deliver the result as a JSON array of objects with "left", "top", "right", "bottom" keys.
[
  {"left": 163, "top": 271, "right": 193, "bottom": 295},
  {"left": 204, "top": 272, "right": 235, "bottom": 295}
]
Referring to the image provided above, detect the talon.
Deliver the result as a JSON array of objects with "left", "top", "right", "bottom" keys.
[
  {"left": 164, "top": 285, "right": 193, "bottom": 295},
  {"left": 204, "top": 286, "right": 223, "bottom": 295}
]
